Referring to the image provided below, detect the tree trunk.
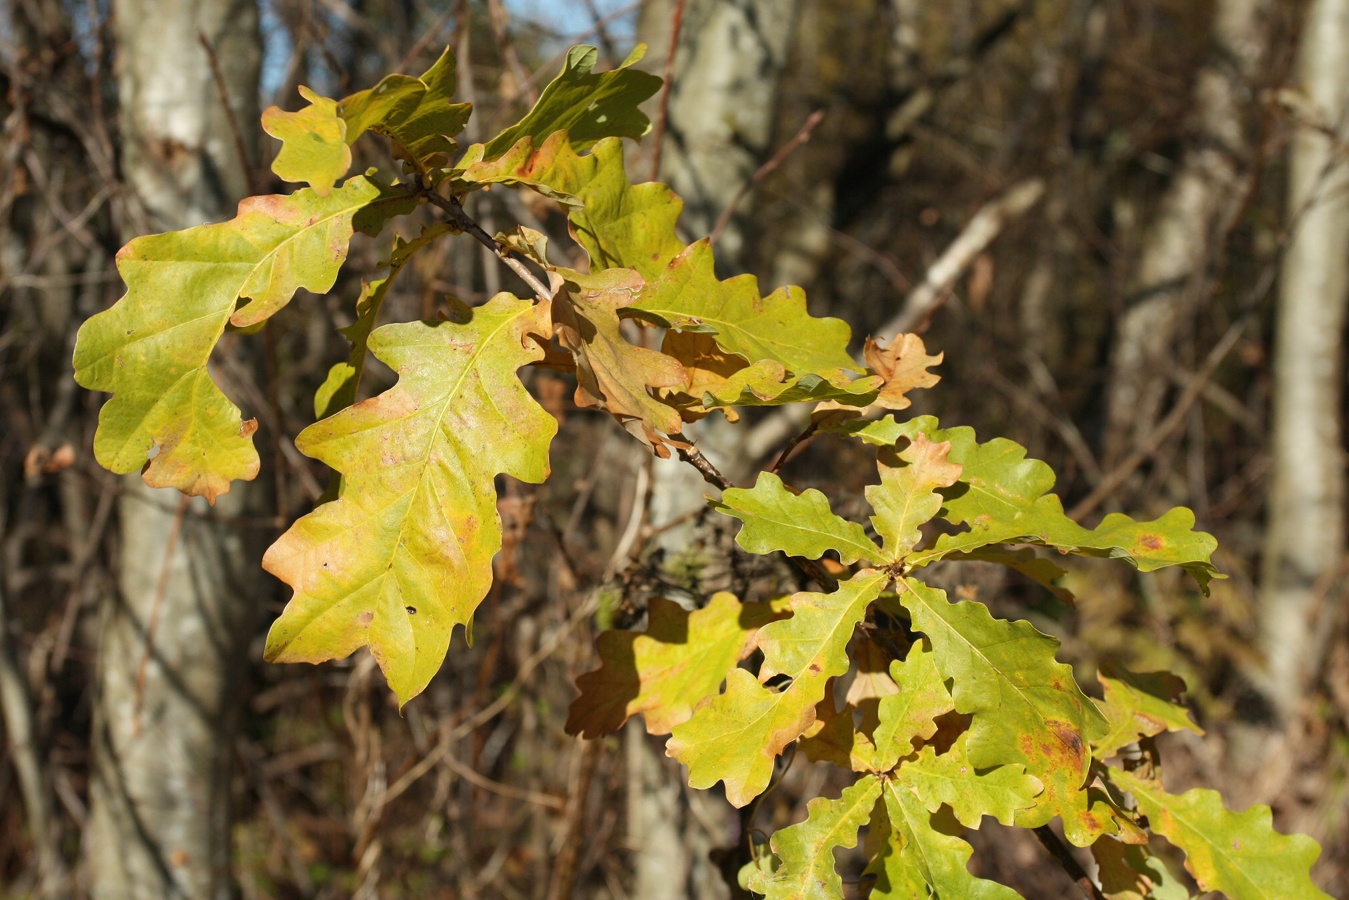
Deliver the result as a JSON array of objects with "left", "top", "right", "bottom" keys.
[
  {"left": 1258, "top": 0, "right": 1349, "bottom": 723},
  {"left": 85, "top": 2, "right": 262, "bottom": 897},
  {"left": 1102, "top": 0, "right": 1271, "bottom": 467}
]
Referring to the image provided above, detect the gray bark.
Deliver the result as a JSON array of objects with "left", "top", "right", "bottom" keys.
[
  {"left": 638, "top": 0, "right": 801, "bottom": 258},
  {"left": 86, "top": 2, "right": 262, "bottom": 897},
  {"left": 1258, "top": 0, "right": 1349, "bottom": 722},
  {"left": 1102, "top": 0, "right": 1271, "bottom": 466}
]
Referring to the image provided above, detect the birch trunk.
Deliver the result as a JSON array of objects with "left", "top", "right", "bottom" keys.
[
  {"left": 85, "top": 2, "right": 262, "bottom": 896},
  {"left": 1102, "top": 0, "right": 1270, "bottom": 466},
  {"left": 1258, "top": 0, "right": 1349, "bottom": 722}
]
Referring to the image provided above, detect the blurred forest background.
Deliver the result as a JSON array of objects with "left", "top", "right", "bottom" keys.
[{"left": 2, "top": 0, "right": 1347, "bottom": 897}]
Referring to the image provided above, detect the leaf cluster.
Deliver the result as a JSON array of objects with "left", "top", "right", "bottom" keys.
[{"left": 72, "top": 44, "right": 1328, "bottom": 899}]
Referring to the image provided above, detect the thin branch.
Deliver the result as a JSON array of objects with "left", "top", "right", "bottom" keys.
[
  {"left": 648, "top": 0, "right": 687, "bottom": 182},
  {"left": 710, "top": 109, "right": 826, "bottom": 245},
  {"left": 1069, "top": 306, "right": 1256, "bottom": 519},
  {"left": 422, "top": 187, "right": 555, "bottom": 301},
  {"left": 769, "top": 421, "right": 817, "bottom": 475},
  {"left": 672, "top": 433, "right": 837, "bottom": 591},
  {"left": 197, "top": 31, "right": 258, "bottom": 196}
]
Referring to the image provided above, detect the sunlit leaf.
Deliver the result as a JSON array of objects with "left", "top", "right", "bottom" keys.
[
  {"left": 261, "top": 87, "right": 350, "bottom": 196},
  {"left": 899, "top": 733, "right": 1042, "bottom": 827},
  {"left": 630, "top": 240, "right": 856, "bottom": 376},
  {"left": 262, "top": 296, "right": 556, "bottom": 706},
  {"left": 894, "top": 578, "right": 1113, "bottom": 845},
  {"left": 747, "top": 775, "right": 882, "bottom": 900},
  {"left": 73, "top": 178, "right": 381, "bottom": 502},
  {"left": 667, "top": 570, "right": 888, "bottom": 806},
  {"left": 869, "top": 778, "right": 1023, "bottom": 899},
  {"left": 566, "top": 593, "right": 788, "bottom": 737},
  {"left": 817, "top": 332, "right": 942, "bottom": 416},
  {"left": 1109, "top": 768, "right": 1331, "bottom": 900},
  {"left": 890, "top": 418, "right": 1222, "bottom": 591},
  {"left": 551, "top": 267, "right": 686, "bottom": 446},
  {"left": 1092, "top": 665, "right": 1203, "bottom": 759},
  {"left": 458, "top": 133, "right": 684, "bottom": 279},
  {"left": 867, "top": 433, "right": 962, "bottom": 560},
  {"left": 482, "top": 44, "right": 661, "bottom": 159},
  {"left": 715, "top": 471, "right": 883, "bottom": 565},
  {"left": 869, "top": 639, "right": 955, "bottom": 772}
]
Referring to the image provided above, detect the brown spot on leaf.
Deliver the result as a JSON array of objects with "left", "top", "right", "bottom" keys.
[
  {"left": 1139, "top": 533, "right": 1164, "bottom": 551},
  {"left": 358, "top": 611, "right": 373, "bottom": 625}
]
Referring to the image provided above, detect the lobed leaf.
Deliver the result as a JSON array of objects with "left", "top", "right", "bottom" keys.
[
  {"left": 630, "top": 240, "right": 857, "bottom": 376},
  {"left": 715, "top": 471, "right": 883, "bottom": 565},
  {"left": 565, "top": 593, "right": 789, "bottom": 737},
  {"left": 892, "top": 418, "right": 1222, "bottom": 591},
  {"left": 817, "top": 332, "right": 943, "bottom": 416},
  {"left": 262, "top": 296, "right": 556, "bottom": 706},
  {"left": 894, "top": 578, "right": 1117, "bottom": 845},
  {"left": 458, "top": 133, "right": 685, "bottom": 280},
  {"left": 868, "top": 778, "right": 1023, "bottom": 899},
  {"left": 1109, "top": 768, "right": 1331, "bottom": 900},
  {"left": 869, "top": 639, "right": 956, "bottom": 772},
  {"left": 73, "top": 178, "right": 382, "bottom": 502},
  {"left": 867, "top": 433, "right": 963, "bottom": 560},
  {"left": 482, "top": 44, "right": 661, "bottom": 159},
  {"left": 264, "top": 49, "right": 471, "bottom": 192},
  {"left": 340, "top": 48, "right": 470, "bottom": 170},
  {"left": 1092, "top": 665, "right": 1204, "bottom": 760},
  {"left": 551, "top": 267, "right": 686, "bottom": 447},
  {"left": 898, "top": 733, "right": 1043, "bottom": 828},
  {"left": 667, "top": 570, "right": 888, "bottom": 806},
  {"left": 747, "top": 775, "right": 883, "bottom": 900},
  {"left": 261, "top": 87, "right": 350, "bottom": 196}
]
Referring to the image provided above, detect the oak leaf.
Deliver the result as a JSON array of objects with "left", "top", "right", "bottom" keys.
[{"left": 262, "top": 295, "right": 556, "bottom": 706}]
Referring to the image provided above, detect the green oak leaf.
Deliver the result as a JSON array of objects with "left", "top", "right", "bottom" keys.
[
  {"left": 629, "top": 239, "right": 857, "bottom": 376},
  {"left": 894, "top": 578, "right": 1114, "bottom": 845},
  {"left": 458, "top": 133, "right": 685, "bottom": 279},
  {"left": 264, "top": 49, "right": 471, "bottom": 192},
  {"left": 868, "top": 778, "right": 1023, "bottom": 899},
  {"left": 698, "top": 359, "right": 881, "bottom": 409},
  {"left": 1109, "top": 768, "right": 1331, "bottom": 900},
  {"left": 898, "top": 733, "right": 1043, "bottom": 828},
  {"left": 261, "top": 296, "right": 556, "bottom": 706},
  {"left": 481, "top": 44, "right": 661, "bottom": 159},
  {"left": 890, "top": 417, "right": 1222, "bottom": 591},
  {"left": 870, "top": 639, "right": 955, "bottom": 772},
  {"left": 261, "top": 87, "right": 350, "bottom": 196},
  {"left": 868, "top": 432, "right": 963, "bottom": 560},
  {"left": 714, "top": 471, "right": 883, "bottom": 565},
  {"left": 565, "top": 593, "right": 789, "bottom": 737},
  {"left": 747, "top": 775, "right": 882, "bottom": 900},
  {"left": 667, "top": 570, "right": 888, "bottom": 806},
  {"left": 339, "top": 48, "right": 471, "bottom": 170},
  {"left": 73, "top": 178, "right": 381, "bottom": 502},
  {"left": 1092, "top": 665, "right": 1204, "bottom": 759}
]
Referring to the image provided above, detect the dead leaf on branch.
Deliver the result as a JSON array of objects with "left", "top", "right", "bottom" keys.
[{"left": 549, "top": 267, "right": 686, "bottom": 450}]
